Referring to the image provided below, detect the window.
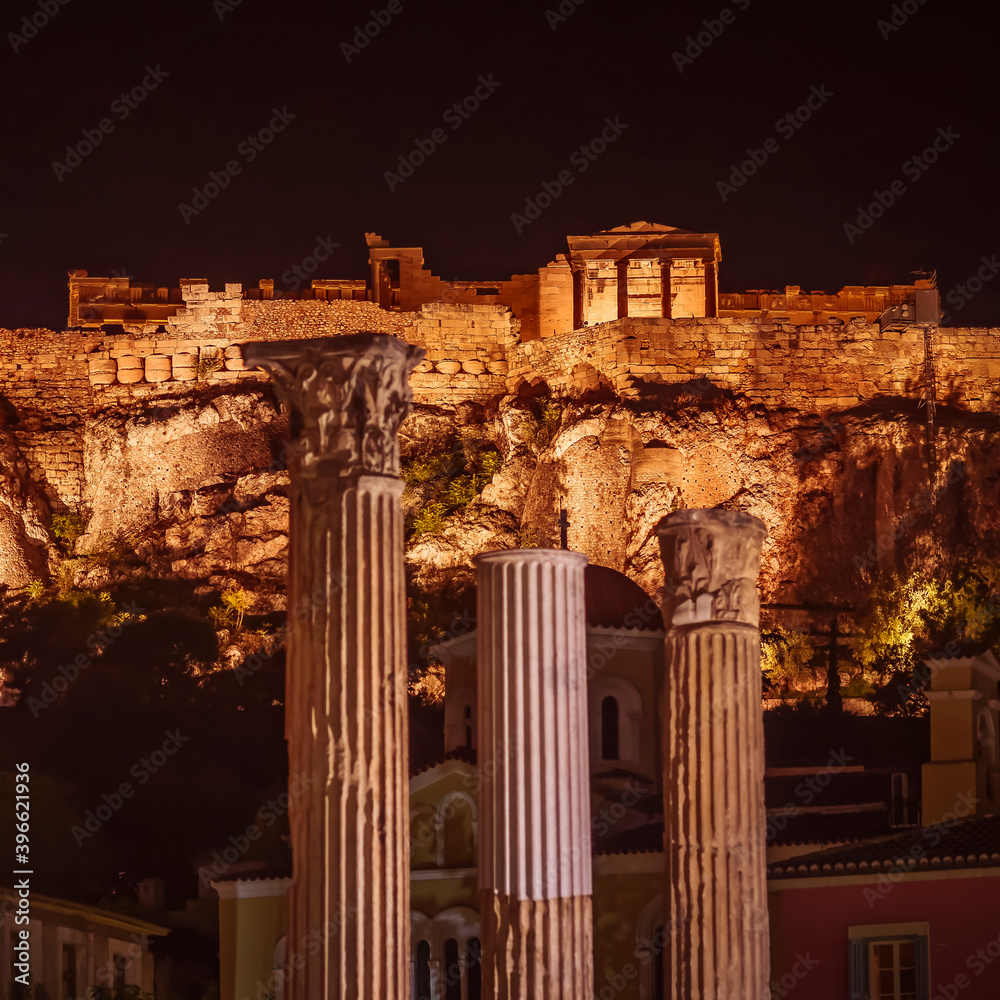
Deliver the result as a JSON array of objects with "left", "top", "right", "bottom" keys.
[
  {"left": 467, "top": 938, "right": 482, "bottom": 1000},
  {"left": 849, "top": 927, "right": 928, "bottom": 1000},
  {"left": 601, "top": 696, "right": 620, "bottom": 760},
  {"left": 443, "top": 938, "right": 461, "bottom": 1000},
  {"left": 890, "top": 772, "right": 909, "bottom": 827},
  {"left": 590, "top": 677, "right": 643, "bottom": 764},
  {"left": 415, "top": 940, "right": 431, "bottom": 1000},
  {"left": 62, "top": 944, "right": 78, "bottom": 1000},
  {"left": 113, "top": 954, "right": 127, "bottom": 996}
]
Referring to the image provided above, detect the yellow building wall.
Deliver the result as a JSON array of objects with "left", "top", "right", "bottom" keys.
[
  {"left": 218, "top": 895, "right": 287, "bottom": 1000},
  {"left": 591, "top": 871, "right": 661, "bottom": 1000}
]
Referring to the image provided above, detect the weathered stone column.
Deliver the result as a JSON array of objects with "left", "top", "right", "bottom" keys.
[
  {"left": 474, "top": 549, "right": 594, "bottom": 1000},
  {"left": 243, "top": 334, "right": 424, "bottom": 1000},
  {"left": 656, "top": 509, "right": 770, "bottom": 1000}
]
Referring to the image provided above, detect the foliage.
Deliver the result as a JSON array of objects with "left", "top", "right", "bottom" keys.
[
  {"left": 51, "top": 511, "right": 88, "bottom": 552},
  {"left": 409, "top": 661, "right": 446, "bottom": 706},
  {"left": 854, "top": 560, "right": 1000, "bottom": 713},
  {"left": 21, "top": 579, "right": 45, "bottom": 602},
  {"left": 411, "top": 503, "right": 448, "bottom": 536},
  {"left": 402, "top": 444, "right": 501, "bottom": 537},
  {"left": 196, "top": 350, "right": 224, "bottom": 378},
  {"left": 760, "top": 626, "right": 815, "bottom": 695},
  {"left": 209, "top": 587, "right": 255, "bottom": 634},
  {"left": 521, "top": 399, "right": 563, "bottom": 455}
]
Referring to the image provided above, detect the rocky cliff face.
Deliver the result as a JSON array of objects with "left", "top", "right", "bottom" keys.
[{"left": 4, "top": 372, "right": 997, "bottom": 655}]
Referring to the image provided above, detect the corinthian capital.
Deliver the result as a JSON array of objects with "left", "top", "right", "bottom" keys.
[
  {"left": 656, "top": 509, "right": 767, "bottom": 627},
  {"left": 242, "top": 334, "right": 425, "bottom": 480}
]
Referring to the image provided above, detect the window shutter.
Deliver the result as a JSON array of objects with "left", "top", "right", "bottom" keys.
[
  {"left": 915, "top": 935, "right": 930, "bottom": 1000},
  {"left": 848, "top": 939, "right": 867, "bottom": 1000}
]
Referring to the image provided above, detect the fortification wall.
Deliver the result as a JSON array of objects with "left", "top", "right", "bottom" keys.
[
  {"left": 508, "top": 318, "right": 1000, "bottom": 410},
  {"left": 3, "top": 304, "right": 998, "bottom": 512}
]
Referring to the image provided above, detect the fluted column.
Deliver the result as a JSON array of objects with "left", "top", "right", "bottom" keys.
[
  {"left": 243, "top": 334, "right": 424, "bottom": 1000},
  {"left": 656, "top": 509, "right": 770, "bottom": 1000},
  {"left": 474, "top": 549, "right": 594, "bottom": 1000}
]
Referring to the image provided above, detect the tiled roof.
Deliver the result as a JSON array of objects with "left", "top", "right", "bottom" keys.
[
  {"left": 769, "top": 813, "right": 1000, "bottom": 878},
  {"left": 409, "top": 745, "right": 476, "bottom": 778}
]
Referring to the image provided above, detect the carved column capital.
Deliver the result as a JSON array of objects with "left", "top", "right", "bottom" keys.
[
  {"left": 656, "top": 509, "right": 767, "bottom": 628},
  {"left": 242, "top": 334, "right": 425, "bottom": 481}
]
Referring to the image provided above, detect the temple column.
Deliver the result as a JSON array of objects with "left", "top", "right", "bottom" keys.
[
  {"left": 656, "top": 509, "right": 770, "bottom": 1000},
  {"left": 474, "top": 549, "right": 594, "bottom": 1000},
  {"left": 243, "top": 334, "right": 425, "bottom": 1000}
]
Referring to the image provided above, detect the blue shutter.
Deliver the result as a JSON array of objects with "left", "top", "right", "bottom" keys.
[
  {"left": 915, "top": 935, "right": 930, "bottom": 1000},
  {"left": 848, "top": 939, "right": 867, "bottom": 1000}
]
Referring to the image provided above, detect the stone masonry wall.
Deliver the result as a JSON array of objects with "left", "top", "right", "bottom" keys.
[
  {"left": 3, "top": 302, "right": 998, "bottom": 511},
  {"left": 507, "top": 317, "right": 1000, "bottom": 411}
]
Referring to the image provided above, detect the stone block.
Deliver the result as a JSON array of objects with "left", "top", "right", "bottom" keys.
[
  {"left": 145, "top": 356, "right": 172, "bottom": 382},
  {"left": 117, "top": 355, "right": 141, "bottom": 370},
  {"left": 117, "top": 368, "right": 143, "bottom": 384}
]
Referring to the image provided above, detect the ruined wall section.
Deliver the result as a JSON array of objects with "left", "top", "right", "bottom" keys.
[
  {"left": 0, "top": 328, "right": 102, "bottom": 510},
  {"left": 507, "top": 318, "right": 1000, "bottom": 411}
]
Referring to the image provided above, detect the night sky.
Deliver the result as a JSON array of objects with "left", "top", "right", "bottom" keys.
[{"left": 1, "top": 0, "right": 997, "bottom": 330}]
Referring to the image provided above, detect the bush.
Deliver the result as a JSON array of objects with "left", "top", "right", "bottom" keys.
[
  {"left": 402, "top": 445, "right": 501, "bottom": 537},
  {"left": 209, "top": 587, "right": 255, "bottom": 634},
  {"left": 51, "top": 511, "right": 87, "bottom": 552}
]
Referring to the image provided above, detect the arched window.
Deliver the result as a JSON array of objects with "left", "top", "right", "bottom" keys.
[
  {"left": 464, "top": 704, "right": 473, "bottom": 750},
  {"left": 636, "top": 893, "right": 665, "bottom": 1000},
  {"left": 415, "top": 940, "right": 431, "bottom": 1000},
  {"left": 467, "top": 938, "right": 482, "bottom": 1000},
  {"left": 430, "top": 907, "right": 481, "bottom": 1000},
  {"left": 601, "top": 696, "right": 620, "bottom": 760},
  {"left": 443, "top": 939, "right": 462, "bottom": 1000},
  {"left": 590, "top": 677, "right": 643, "bottom": 764},
  {"left": 652, "top": 927, "right": 664, "bottom": 1000}
]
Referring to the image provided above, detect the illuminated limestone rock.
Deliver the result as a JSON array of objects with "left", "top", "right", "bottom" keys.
[
  {"left": 243, "top": 333, "right": 425, "bottom": 1000},
  {"left": 656, "top": 509, "right": 770, "bottom": 1000},
  {"left": 474, "top": 548, "right": 594, "bottom": 1000}
]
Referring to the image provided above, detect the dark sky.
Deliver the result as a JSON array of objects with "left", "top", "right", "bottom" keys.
[{"left": 1, "top": 0, "right": 996, "bottom": 330}]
